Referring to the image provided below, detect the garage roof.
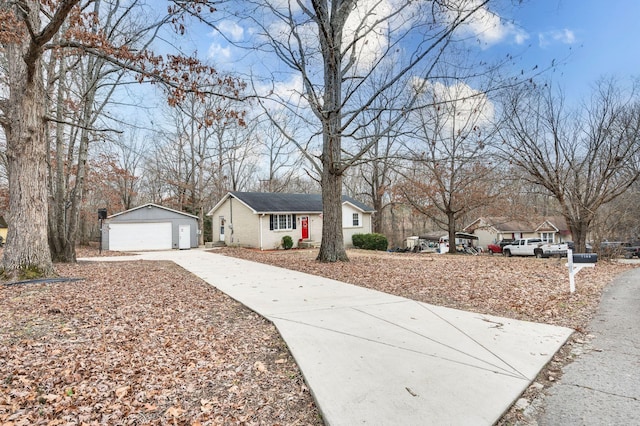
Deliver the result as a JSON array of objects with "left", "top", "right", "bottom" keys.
[{"left": 108, "top": 203, "right": 199, "bottom": 219}]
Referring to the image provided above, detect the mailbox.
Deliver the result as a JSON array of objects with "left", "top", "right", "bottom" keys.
[{"left": 572, "top": 253, "right": 598, "bottom": 264}]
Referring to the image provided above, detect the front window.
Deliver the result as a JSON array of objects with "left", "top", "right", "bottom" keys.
[
  {"left": 352, "top": 213, "right": 360, "bottom": 227},
  {"left": 273, "top": 214, "right": 293, "bottom": 230},
  {"left": 540, "top": 232, "right": 555, "bottom": 243}
]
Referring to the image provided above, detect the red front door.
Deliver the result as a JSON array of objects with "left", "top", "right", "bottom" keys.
[{"left": 301, "top": 216, "right": 309, "bottom": 239}]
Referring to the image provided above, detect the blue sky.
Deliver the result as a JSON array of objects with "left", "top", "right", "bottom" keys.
[
  {"left": 189, "top": 0, "right": 640, "bottom": 106},
  {"left": 494, "top": 0, "right": 640, "bottom": 101}
]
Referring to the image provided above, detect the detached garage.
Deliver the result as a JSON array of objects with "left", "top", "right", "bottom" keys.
[{"left": 102, "top": 203, "right": 199, "bottom": 251}]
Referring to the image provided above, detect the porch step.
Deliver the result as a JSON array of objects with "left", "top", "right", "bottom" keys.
[
  {"left": 205, "top": 241, "right": 227, "bottom": 248},
  {"left": 299, "top": 240, "right": 321, "bottom": 249}
]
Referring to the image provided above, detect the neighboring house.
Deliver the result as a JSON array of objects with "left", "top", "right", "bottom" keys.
[
  {"left": 0, "top": 216, "right": 7, "bottom": 244},
  {"left": 535, "top": 216, "right": 572, "bottom": 243},
  {"left": 101, "top": 203, "right": 199, "bottom": 251},
  {"left": 463, "top": 216, "right": 572, "bottom": 249},
  {"left": 206, "top": 192, "right": 375, "bottom": 250}
]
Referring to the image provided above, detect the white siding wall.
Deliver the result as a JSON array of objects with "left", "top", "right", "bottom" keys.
[
  {"left": 214, "top": 197, "right": 261, "bottom": 247},
  {"left": 209, "top": 197, "right": 374, "bottom": 250},
  {"left": 341, "top": 204, "right": 372, "bottom": 248},
  {"left": 260, "top": 213, "right": 323, "bottom": 249}
]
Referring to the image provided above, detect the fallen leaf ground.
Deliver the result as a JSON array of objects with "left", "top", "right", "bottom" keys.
[
  {"left": 1, "top": 246, "right": 635, "bottom": 425},
  {"left": 216, "top": 247, "right": 633, "bottom": 331},
  {"left": 0, "top": 258, "right": 320, "bottom": 425}
]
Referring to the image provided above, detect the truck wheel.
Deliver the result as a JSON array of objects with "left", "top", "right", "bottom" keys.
[
  {"left": 535, "top": 250, "right": 543, "bottom": 258},
  {"left": 503, "top": 249, "right": 511, "bottom": 257}
]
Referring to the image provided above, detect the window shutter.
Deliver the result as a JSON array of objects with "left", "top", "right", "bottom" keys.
[
  {"left": 270, "top": 214, "right": 274, "bottom": 230},
  {"left": 292, "top": 214, "right": 296, "bottom": 229}
]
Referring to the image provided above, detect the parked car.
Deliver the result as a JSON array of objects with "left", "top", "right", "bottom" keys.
[
  {"left": 486, "top": 239, "right": 514, "bottom": 254},
  {"left": 622, "top": 242, "right": 640, "bottom": 258},
  {"left": 599, "top": 241, "right": 625, "bottom": 257},
  {"left": 566, "top": 241, "right": 593, "bottom": 253},
  {"left": 502, "top": 238, "right": 572, "bottom": 258}
]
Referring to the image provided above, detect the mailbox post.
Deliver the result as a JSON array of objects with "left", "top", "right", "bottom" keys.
[
  {"left": 567, "top": 249, "right": 598, "bottom": 293},
  {"left": 98, "top": 208, "right": 107, "bottom": 254}
]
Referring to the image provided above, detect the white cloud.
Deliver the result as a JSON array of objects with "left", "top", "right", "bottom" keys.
[
  {"left": 447, "top": 1, "right": 529, "bottom": 48},
  {"left": 208, "top": 43, "right": 232, "bottom": 61},
  {"left": 412, "top": 77, "right": 495, "bottom": 132},
  {"left": 538, "top": 29, "right": 576, "bottom": 48},
  {"left": 217, "top": 20, "right": 244, "bottom": 42},
  {"left": 342, "top": 0, "right": 393, "bottom": 73}
]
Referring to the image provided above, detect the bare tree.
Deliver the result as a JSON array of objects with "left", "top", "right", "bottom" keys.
[
  {"left": 0, "top": 0, "right": 242, "bottom": 276},
  {"left": 344, "top": 69, "right": 411, "bottom": 234},
  {"left": 256, "top": 114, "right": 307, "bottom": 193},
  {"left": 498, "top": 79, "right": 640, "bottom": 251},
  {"left": 144, "top": 90, "right": 256, "bottom": 243},
  {"left": 48, "top": 0, "right": 133, "bottom": 262},
  {"left": 196, "top": 0, "right": 516, "bottom": 261},
  {"left": 399, "top": 78, "right": 500, "bottom": 253}
]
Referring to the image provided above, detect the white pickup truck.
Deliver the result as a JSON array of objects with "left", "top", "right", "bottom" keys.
[{"left": 502, "top": 238, "right": 569, "bottom": 258}]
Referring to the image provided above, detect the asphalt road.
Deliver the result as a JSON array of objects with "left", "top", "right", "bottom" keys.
[{"left": 536, "top": 266, "right": 640, "bottom": 425}]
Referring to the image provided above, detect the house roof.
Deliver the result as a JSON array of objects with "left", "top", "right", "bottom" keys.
[
  {"left": 465, "top": 216, "right": 571, "bottom": 234},
  {"left": 207, "top": 192, "right": 375, "bottom": 215},
  {"left": 464, "top": 216, "right": 534, "bottom": 233},
  {"left": 108, "top": 203, "right": 199, "bottom": 220},
  {"left": 535, "top": 216, "right": 569, "bottom": 233}
]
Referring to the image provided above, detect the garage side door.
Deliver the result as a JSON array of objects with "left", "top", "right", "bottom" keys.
[{"left": 109, "top": 222, "right": 172, "bottom": 251}]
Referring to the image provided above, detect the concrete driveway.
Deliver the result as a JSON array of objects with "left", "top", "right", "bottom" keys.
[{"left": 83, "top": 249, "right": 574, "bottom": 425}]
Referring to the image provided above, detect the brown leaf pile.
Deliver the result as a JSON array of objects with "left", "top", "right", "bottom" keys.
[
  {"left": 0, "top": 260, "right": 320, "bottom": 425},
  {"left": 216, "top": 248, "right": 635, "bottom": 332},
  {"left": 1, "top": 246, "right": 635, "bottom": 425}
]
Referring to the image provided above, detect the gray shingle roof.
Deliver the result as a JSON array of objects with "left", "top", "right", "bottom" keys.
[{"left": 230, "top": 192, "right": 374, "bottom": 213}]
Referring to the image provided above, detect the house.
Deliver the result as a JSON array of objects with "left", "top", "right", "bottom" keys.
[
  {"left": 0, "top": 216, "right": 7, "bottom": 244},
  {"left": 535, "top": 216, "right": 572, "bottom": 243},
  {"left": 101, "top": 203, "right": 199, "bottom": 251},
  {"left": 206, "top": 192, "right": 375, "bottom": 250},
  {"left": 463, "top": 216, "right": 572, "bottom": 249}
]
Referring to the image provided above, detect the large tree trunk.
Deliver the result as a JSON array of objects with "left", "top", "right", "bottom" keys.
[
  {"left": 315, "top": 0, "right": 351, "bottom": 262},
  {"left": 318, "top": 161, "right": 348, "bottom": 262},
  {"left": 447, "top": 212, "right": 457, "bottom": 254},
  {"left": 568, "top": 217, "right": 592, "bottom": 253},
  {"left": 3, "top": 32, "right": 54, "bottom": 277}
]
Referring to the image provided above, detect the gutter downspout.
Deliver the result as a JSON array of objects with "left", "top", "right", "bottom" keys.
[
  {"left": 229, "top": 197, "right": 234, "bottom": 244},
  {"left": 260, "top": 214, "right": 264, "bottom": 250}
]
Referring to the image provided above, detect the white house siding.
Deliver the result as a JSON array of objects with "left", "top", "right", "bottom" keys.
[
  {"left": 342, "top": 203, "right": 372, "bottom": 248},
  {"left": 215, "top": 197, "right": 261, "bottom": 247},
  {"left": 208, "top": 193, "right": 375, "bottom": 250},
  {"left": 258, "top": 213, "right": 323, "bottom": 250},
  {"left": 474, "top": 228, "right": 498, "bottom": 249}
]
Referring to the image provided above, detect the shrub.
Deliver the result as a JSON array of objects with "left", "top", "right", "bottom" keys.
[
  {"left": 352, "top": 233, "right": 388, "bottom": 251},
  {"left": 282, "top": 235, "right": 294, "bottom": 250},
  {"left": 352, "top": 234, "right": 365, "bottom": 248}
]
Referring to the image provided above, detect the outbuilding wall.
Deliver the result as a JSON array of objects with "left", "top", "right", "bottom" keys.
[{"left": 102, "top": 205, "right": 199, "bottom": 251}]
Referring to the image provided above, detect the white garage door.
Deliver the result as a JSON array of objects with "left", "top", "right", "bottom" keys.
[{"left": 109, "top": 222, "right": 172, "bottom": 251}]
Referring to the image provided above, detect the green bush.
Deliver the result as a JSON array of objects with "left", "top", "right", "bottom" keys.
[
  {"left": 352, "top": 233, "right": 388, "bottom": 251},
  {"left": 282, "top": 235, "right": 294, "bottom": 250},
  {"left": 352, "top": 234, "right": 365, "bottom": 248}
]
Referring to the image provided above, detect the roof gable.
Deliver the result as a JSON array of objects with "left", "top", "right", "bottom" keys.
[
  {"left": 108, "top": 203, "right": 198, "bottom": 220},
  {"left": 465, "top": 216, "right": 534, "bottom": 233}
]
